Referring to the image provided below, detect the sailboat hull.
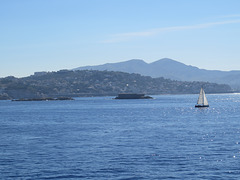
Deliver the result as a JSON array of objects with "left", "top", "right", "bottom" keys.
[{"left": 195, "top": 104, "right": 209, "bottom": 108}]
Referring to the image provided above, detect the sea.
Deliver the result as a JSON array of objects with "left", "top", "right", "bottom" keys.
[{"left": 1, "top": 94, "right": 240, "bottom": 179}]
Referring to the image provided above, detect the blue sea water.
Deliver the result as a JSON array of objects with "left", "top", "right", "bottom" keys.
[{"left": 1, "top": 94, "right": 240, "bottom": 179}]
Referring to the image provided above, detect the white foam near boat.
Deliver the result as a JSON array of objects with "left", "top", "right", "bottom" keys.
[{"left": 195, "top": 88, "right": 209, "bottom": 108}]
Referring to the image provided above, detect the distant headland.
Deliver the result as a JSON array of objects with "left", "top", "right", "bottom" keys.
[{"left": 0, "top": 69, "right": 233, "bottom": 100}]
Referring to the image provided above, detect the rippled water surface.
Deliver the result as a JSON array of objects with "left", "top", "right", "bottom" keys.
[{"left": 1, "top": 94, "right": 240, "bottom": 179}]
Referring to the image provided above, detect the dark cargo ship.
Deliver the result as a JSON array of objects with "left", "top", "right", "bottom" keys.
[{"left": 115, "top": 93, "right": 153, "bottom": 99}]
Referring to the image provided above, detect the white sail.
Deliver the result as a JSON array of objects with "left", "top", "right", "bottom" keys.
[
  {"left": 197, "top": 88, "right": 204, "bottom": 105},
  {"left": 202, "top": 89, "right": 209, "bottom": 106},
  {"left": 196, "top": 88, "right": 209, "bottom": 107}
]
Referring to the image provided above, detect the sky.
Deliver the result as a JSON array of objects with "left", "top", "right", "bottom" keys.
[{"left": 1, "top": 0, "right": 240, "bottom": 77}]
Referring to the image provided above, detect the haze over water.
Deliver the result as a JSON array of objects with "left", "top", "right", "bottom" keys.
[{"left": 1, "top": 94, "right": 240, "bottom": 179}]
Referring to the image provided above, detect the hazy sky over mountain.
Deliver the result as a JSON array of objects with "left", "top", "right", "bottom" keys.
[{"left": 1, "top": 0, "right": 240, "bottom": 77}]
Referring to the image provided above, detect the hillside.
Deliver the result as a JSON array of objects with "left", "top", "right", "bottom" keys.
[
  {"left": 0, "top": 70, "right": 232, "bottom": 100},
  {"left": 74, "top": 58, "right": 240, "bottom": 90}
]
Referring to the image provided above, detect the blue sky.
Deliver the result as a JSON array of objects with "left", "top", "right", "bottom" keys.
[{"left": 1, "top": 0, "right": 240, "bottom": 77}]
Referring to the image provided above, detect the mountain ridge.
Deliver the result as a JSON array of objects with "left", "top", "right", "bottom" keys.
[{"left": 74, "top": 58, "right": 240, "bottom": 89}]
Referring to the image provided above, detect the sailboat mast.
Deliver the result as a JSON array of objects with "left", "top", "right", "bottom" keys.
[{"left": 202, "top": 88, "right": 204, "bottom": 105}]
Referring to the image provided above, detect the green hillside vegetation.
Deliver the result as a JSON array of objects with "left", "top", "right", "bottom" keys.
[{"left": 0, "top": 70, "right": 232, "bottom": 100}]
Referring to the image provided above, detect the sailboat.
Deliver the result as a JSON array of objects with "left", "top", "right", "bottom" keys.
[{"left": 195, "top": 88, "right": 209, "bottom": 108}]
